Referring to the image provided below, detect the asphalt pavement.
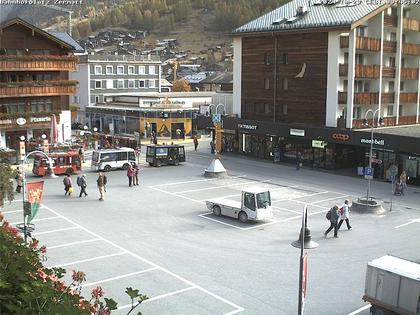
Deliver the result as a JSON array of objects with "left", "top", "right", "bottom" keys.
[{"left": 3, "top": 139, "right": 420, "bottom": 315}]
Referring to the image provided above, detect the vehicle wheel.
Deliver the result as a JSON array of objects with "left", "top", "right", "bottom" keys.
[
  {"left": 238, "top": 211, "right": 248, "bottom": 223},
  {"left": 122, "top": 163, "right": 129, "bottom": 170},
  {"left": 149, "top": 162, "right": 154, "bottom": 167},
  {"left": 65, "top": 168, "right": 73, "bottom": 175},
  {"left": 174, "top": 159, "right": 179, "bottom": 166},
  {"left": 156, "top": 160, "right": 162, "bottom": 167},
  {"left": 104, "top": 165, "right": 111, "bottom": 172},
  {"left": 213, "top": 205, "right": 221, "bottom": 216}
]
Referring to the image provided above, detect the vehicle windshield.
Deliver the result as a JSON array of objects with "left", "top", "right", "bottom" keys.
[{"left": 256, "top": 191, "right": 271, "bottom": 208}]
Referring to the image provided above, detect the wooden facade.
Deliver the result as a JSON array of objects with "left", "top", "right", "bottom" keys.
[
  {"left": 0, "top": 18, "right": 77, "bottom": 146},
  {"left": 241, "top": 32, "right": 328, "bottom": 125}
]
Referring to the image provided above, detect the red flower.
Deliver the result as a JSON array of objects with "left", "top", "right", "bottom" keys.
[
  {"left": 39, "top": 245, "right": 47, "bottom": 254},
  {"left": 30, "top": 239, "right": 39, "bottom": 249},
  {"left": 91, "top": 286, "right": 105, "bottom": 299},
  {"left": 72, "top": 270, "right": 86, "bottom": 283}
]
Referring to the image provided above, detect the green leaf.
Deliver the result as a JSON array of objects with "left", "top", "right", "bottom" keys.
[
  {"left": 125, "top": 287, "right": 140, "bottom": 299},
  {"left": 104, "top": 297, "right": 118, "bottom": 310}
]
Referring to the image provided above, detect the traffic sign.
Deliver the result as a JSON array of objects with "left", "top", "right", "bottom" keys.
[{"left": 364, "top": 167, "right": 374, "bottom": 180}]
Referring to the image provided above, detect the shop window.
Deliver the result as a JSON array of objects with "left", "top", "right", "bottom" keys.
[
  {"left": 264, "top": 53, "right": 272, "bottom": 65},
  {"left": 283, "top": 53, "right": 288, "bottom": 65},
  {"left": 264, "top": 78, "right": 270, "bottom": 90},
  {"left": 282, "top": 104, "right": 288, "bottom": 115},
  {"left": 282, "top": 78, "right": 288, "bottom": 91}
]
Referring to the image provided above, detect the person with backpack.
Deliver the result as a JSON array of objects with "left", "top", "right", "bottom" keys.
[
  {"left": 77, "top": 174, "right": 88, "bottom": 197},
  {"left": 63, "top": 174, "right": 73, "bottom": 196},
  {"left": 324, "top": 205, "right": 339, "bottom": 238},
  {"left": 337, "top": 199, "right": 352, "bottom": 230},
  {"left": 97, "top": 172, "right": 107, "bottom": 201}
]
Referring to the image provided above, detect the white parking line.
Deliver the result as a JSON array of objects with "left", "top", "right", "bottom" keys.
[
  {"left": 49, "top": 252, "right": 127, "bottom": 268},
  {"left": 42, "top": 204, "right": 244, "bottom": 314},
  {"left": 175, "top": 180, "right": 268, "bottom": 194},
  {"left": 118, "top": 286, "right": 196, "bottom": 310},
  {"left": 311, "top": 195, "right": 349, "bottom": 204},
  {"left": 271, "top": 191, "right": 329, "bottom": 203},
  {"left": 11, "top": 215, "right": 60, "bottom": 225},
  {"left": 149, "top": 174, "right": 246, "bottom": 188},
  {"left": 293, "top": 200, "right": 329, "bottom": 209},
  {"left": 198, "top": 213, "right": 245, "bottom": 230},
  {"left": 271, "top": 206, "right": 301, "bottom": 214},
  {"left": 150, "top": 186, "right": 205, "bottom": 204},
  {"left": 83, "top": 267, "right": 158, "bottom": 287},
  {"left": 48, "top": 238, "right": 102, "bottom": 249},
  {"left": 32, "top": 226, "right": 79, "bottom": 236},
  {"left": 2, "top": 209, "right": 23, "bottom": 214},
  {"left": 347, "top": 304, "right": 371, "bottom": 315}
]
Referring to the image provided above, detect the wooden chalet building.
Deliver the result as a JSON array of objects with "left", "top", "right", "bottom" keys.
[
  {"left": 0, "top": 18, "right": 80, "bottom": 151},
  {"left": 197, "top": 1, "right": 420, "bottom": 184}
]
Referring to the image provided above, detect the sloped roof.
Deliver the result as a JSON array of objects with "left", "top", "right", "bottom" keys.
[
  {"left": 49, "top": 31, "right": 84, "bottom": 52},
  {"left": 0, "top": 18, "right": 75, "bottom": 51},
  {"left": 233, "top": 0, "right": 388, "bottom": 34},
  {"left": 200, "top": 72, "right": 233, "bottom": 85}
]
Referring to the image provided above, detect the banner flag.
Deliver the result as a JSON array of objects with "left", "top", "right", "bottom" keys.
[{"left": 26, "top": 181, "right": 44, "bottom": 223}]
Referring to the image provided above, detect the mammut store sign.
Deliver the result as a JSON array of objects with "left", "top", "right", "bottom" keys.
[
  {"left": 238, "top": 124, "right": 258, "bottom": 130},
  {"left": 360, "top": 138, "right": 385, "bottom": 146}
]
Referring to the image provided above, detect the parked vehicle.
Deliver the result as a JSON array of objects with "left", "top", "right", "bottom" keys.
[
  {"left": 91, "top": 147, "right": 136, "bottom": 172},
  {"left": 363, "top": 255, "right": 420, "bottom": 315},
  {"left": 146, "top": 145, "right": 185, "bottom": 167},
  {"left": 32, "top": 151, "right": 81, "bottom": 176},
  {"left": 205, "top": 187, "right": 273, "bottom": 223}
]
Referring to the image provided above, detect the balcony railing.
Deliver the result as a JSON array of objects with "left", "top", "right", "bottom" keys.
[
  {"left": 401, "top": 68, "right": 419, "bottom": 80},
  {"left": 338, "top": 92, "right": 380, "bottom": 104},
  {"left": 402, "top": 42, "right": 420, "bottom": 55},
  {"left": 339, "top": 36, "right": 380, "bottom": 51},
  {"left": 381, "top": 92, "right": 395, "bottom": 104},
  {"left": 382, "top": 67, "right": 396, "bottom": 78},
  {"left": 403, "top": 17, "right": 420, "bottom": 32},
  {"left": 0, "top": 80, "right": 78, "bottom": 98},
  {"left": 352, "top": 115, "right": 418, "bottom": 128},
  {"left": 0, "top": 55, "right": 79, "bottom": 71},
  {"left": 384, "top": 15, "right": 397, "bottom": 28},
  {"left": 400, "top": 92, "right": 418, "bottom": 103},
  {"left": 339, "top": 64, "right": 380, "bottom": 78},
  {"left": 383, "top": 40, "right": 397, "bottom": 53}
]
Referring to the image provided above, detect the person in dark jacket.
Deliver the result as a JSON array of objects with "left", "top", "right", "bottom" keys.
[
  {"left": 78, "top": 174, "right": 88, "bottom": 197},
  {"left": 324, "top": 205, "right": 340, "bottom": 238},
  {"left": 63, "top": 174, "right": 73, "bottom": 196}
]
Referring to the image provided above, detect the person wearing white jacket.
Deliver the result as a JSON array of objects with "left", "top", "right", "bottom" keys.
[{"left": 337, "top": 200, "right": 352, "bottom": 230}]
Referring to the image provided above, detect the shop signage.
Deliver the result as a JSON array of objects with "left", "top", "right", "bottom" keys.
[
  {"left": 290, "top": 128, "right": 305, "bottom": 137},
  {"left": 360, "top": 138, "right": 385, "bottom": 146},
  {"left": 331, "top": 133, "right": 350, "bottom": 141},
  {"left": 371, "top": 158, "right": 382, "bottom": 164},
  {"left": 312, "top": 140, "right": 326, "bottom": 148},
  {"left": 0, "top": 119, "right": 12, "bottom": 125},
  {"left": 238, "top": 124, "right": 258, "bottom": 130},
  {"left": 16, "top": 117, "right": 27, "bottom": 126},
  {"left": 30, "top": 117, "right": 51, "bottom": 123}
]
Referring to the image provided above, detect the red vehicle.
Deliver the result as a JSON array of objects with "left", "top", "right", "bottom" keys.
[{"left": 32, "top": 151, "right": 82, "bottom": 176}]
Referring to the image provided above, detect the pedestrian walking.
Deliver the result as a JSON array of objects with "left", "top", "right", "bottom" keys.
[
  {"left": 96, "top": 172, "right": 107, "bottom": 201},
  {"left": 15, "top": 167, "right": 23, "bottom": 193},
  {"left": 325, "top": 205, "right": 340, "bottom": 238},
  {"left": 78, "top": 146, "right": 85, "bottom": 163},
  {"left": 210, "top": 141, "right": 215, "bottom": 154},
  {"left": 63, "top": 174, "right": 73, "bottom": 196},
  {"left": 127, "top": 164, "right": 134, "bottom": 187},
  {"left": 193, "top": 136, "right": 198, "bottom": 151},
  {"left": 132, "top": 162, "right": 139, "bottom": 186},
  {"left": 400, "top": 170, "right": 407, "bottom": 193},
  {"left": 296, "top": 152, "right": 302, "bottom": 170},
  {"left": 395, "top": 180, "right": 404, "bottom": 196},
  {"left": 337, "top": 199, "right": 352, "bottom": 230},
  {"left": 77, "top": 174, "right": 88, "bottom": 197}
]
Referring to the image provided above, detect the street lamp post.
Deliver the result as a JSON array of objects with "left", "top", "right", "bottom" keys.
[
  {"left": 291, "top": 205, "right": 318, "bottom": 315},
  {"left": 363, "top": 109, "right": 382, "bottom": 201},
  {"left": 18, "top": 148, "right": 57, "bottom": 243}
]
